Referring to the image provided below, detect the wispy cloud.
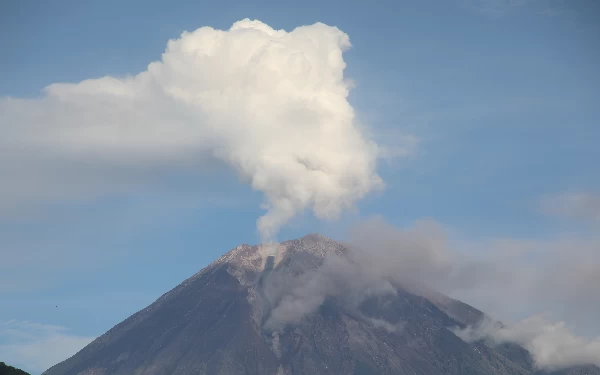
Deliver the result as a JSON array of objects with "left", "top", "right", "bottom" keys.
[
  {"left": 261, "top": 214, "right": 599, "bottom": 367},
  {"left": 454, "top": 315, "right": 600, "bottom": 370},
  {"left": 0, "top": 320, "right": 95, "bottom": 374},
  {"left": 265, "top": 214, "right": 600, "bottom": 339},
  {"left": 539, "top": 191, "right": 600, "bottom": 221},
  {"left": 354, "top": 217, "right": 600, "bottom": 369}
]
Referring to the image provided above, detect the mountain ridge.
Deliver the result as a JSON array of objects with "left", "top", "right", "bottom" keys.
[
  {"left": 43, "top": 234, "right": 600, "bottom": 375},
  {"left": 0, "top": 362, "right": 30, "bottom": 375}
]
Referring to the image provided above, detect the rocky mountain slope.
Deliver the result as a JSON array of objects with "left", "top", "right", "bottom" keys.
[{"left": 43, "top": 234, "right": 600, "bottom": 375}]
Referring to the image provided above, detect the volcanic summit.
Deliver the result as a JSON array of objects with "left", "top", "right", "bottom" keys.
[{"left": 43, "top": 234, "right": 600, "bottom": 375}]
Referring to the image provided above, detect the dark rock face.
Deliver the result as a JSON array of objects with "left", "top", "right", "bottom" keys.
[
  {"left": 265, "top": 255, "right": 275, "bottom": 271},
  {"left": 43, "top": 235, "right": 600, "bottom": 375}
]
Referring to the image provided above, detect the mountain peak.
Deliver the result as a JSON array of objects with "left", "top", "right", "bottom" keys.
[
  {"left": 211, "top": 233, "right": 343, "bottom": 277},
  {"left": 297, "top": 232, "right": 332, "bottom": 242},
  {"left": 43, "top": 234, "right": 600, "bottom": 375}
]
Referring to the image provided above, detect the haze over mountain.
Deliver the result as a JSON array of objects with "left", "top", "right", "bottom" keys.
[{"left": 43, "top": 235, "right": 600, "bottom": 375}]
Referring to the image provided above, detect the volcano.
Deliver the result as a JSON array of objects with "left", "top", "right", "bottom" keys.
[{"left": 43, "top": 234, "right": 599, "bottom": 375}]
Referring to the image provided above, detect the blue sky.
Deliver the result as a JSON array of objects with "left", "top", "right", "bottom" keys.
[{"left": 1, "top": 0, "right": 599, "bottom": 373}]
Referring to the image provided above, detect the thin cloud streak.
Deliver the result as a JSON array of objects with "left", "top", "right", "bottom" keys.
[{"left": 0, "top": 320, "right": 95, "bottom": 374}]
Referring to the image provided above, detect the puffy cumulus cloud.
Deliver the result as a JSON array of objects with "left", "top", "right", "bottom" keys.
[
  {"left": 0, "top": 320, "right": 95, "bottom": 374},
  {"left": 453, "top": 316, "right": 600, "bottom": 370},
  {"left": 0, "top": 19, "right": 383, "bottom": 241},
  {"left": 539, "top": 191, "right": 600, "bottom": 221}
]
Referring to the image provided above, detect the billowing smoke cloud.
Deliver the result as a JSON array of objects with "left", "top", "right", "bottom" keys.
[
  {"left": 263, "top": 248, "right": 398, "bottom": 330},
  {"left": 0, "top": 19, "right": 382, "bottom": 242},
  {"left": 453, "top": 316, "right": 600, "bottom": 370},
  {"left": 263, "top": 218, "right": 457, "bottom": 329},
  {"left": 347, "top": 217, "right": 600, "bottom": 334},
  {"left": 263, "top": 216, "right": 600, "bottom": 369}
]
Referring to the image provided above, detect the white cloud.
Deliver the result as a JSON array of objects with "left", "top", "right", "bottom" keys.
[
  {"left": 264, "top": 215, "right": 600, "bottom": 342},
  {"left": 261, "top": 216, "right": 599, "bottom": 369},
  {"left": 0, "top": 19, "right": 386, "bottom": 242},
  {"left": 374, "top": 131, "right": 420, "bottom": 161},
  {"left": 539, "top": 191, "right": 600, "bottom": 221},
  {"left": 454, "top": 315, "right": 600, "bottom": 370},
  {"left": 447, "top": 234, "right": 600, "bottom": 332},
  {"left": 348, "top": 217, "right": 600, "bottom": 369},
  {"left": 346, "top": 217, "right": 600, "bottom": 357},
  {"left": 0, "top": 320, "right": 95, "bottom": 374}
]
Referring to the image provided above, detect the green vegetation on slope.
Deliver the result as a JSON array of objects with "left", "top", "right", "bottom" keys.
[{"left": 0, "top": 362, "right": 30, "bottom": 375}]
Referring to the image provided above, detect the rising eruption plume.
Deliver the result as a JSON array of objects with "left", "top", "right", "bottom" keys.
[{"left": 0, "top": 19, "right": 383, "bottom": 243}]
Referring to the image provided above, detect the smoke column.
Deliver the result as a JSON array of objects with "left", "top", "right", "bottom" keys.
[{"left": 0, "top": 19, "right": 383, "bottom": 242}]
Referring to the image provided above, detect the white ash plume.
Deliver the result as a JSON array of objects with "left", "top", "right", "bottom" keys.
[{"left": 0, "top": 19, "right": 383, "bottom": 244}]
